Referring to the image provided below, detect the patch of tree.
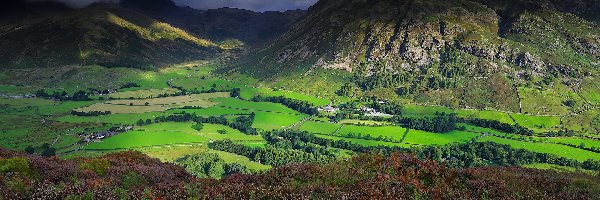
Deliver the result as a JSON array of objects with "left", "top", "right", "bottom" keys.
[
  {"left": 271, "top": 130, "right": 598, "bottom": 171},
  {"left": 418, "top": 141, "right": 599, "bottom": 171},
  {"left": 192, "top": 123, "right": 204, "bottom": 131},
  {"left": 71, "top": 110, "right": 111, "bottom": 116},
  {"left": 24, "top": 143, "right": 55, "bottom": 157},
  {"left": 467, "top": 118, "right": 534, "bottom": 136},
  {"left": 174, "top": 152, "right": 253, "bottom": 178},
  {"left": 365, "top": 97, "right": 403, "bottom": 115},
  {"left": 391, "top": 112, "right": 460, "bottom": 133},
  {"left": 120, "top": 82, "right": 141, "bottom": 89},
  {"left": 149, "top": 112, "right": 257, "bottom": 135},
  {"left": 35, "top": 89, "right": 92, "bottom": 101},
  {"left": 136, "top": 119, "right": 153, "bottom": 126},
  {"left": 345, "top": 132, "right": 400, "bottom": 143},
  {"left": 208, "top": 140, "right": 336, "bottom": 167},
  {"left": 269, "top": 130, "right": 409, "bottom": 155},
  {"left": 230, "top": 88, "right": 241, "bottom": 98},
  {"left": 263, "top": 132, "right": 339, "bottom": 156},
  {"left": 540, "top": 130, "right": 575, "bottom": 137},
  {"left": 252, "top": 95, "right": 318, "bottom": 115},
  {"left": 354, "top": 61, "right": 410, "bottom": 91}
]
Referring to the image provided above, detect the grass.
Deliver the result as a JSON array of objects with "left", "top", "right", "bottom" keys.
[
  {"left": 83, "top": 122, "right": 266, "bottom": 151},
  {"left": 253, "top": 112, "right": 306, "bottom": 131},
  {"left": 519, "top": 87, "right": 569, "bottom": 115},
  {"left": 59, "top": 112, "right": 167, "bottom": 124},
  {"left": 107, "top": 88, "right": 180, "bottom": 99},
  {"left": 522, "top": 163, "right": 598, "bottom": 176},
  {"left": 84, "top": 130, "right": 209, "bottom": 150},
  {"left": 545, "top": 137, "right": 600, "bottom": 149},
  {"left": 314, "top": 134, "right": 411, "bottom": 147},
  {"left": 479, "top": 136, "right": 600, "bottom": 162},
  {"left": 403, "top": 130, "right": 480, "bottom": 146},
  {"left": 298, "top": 121, "right": 342, "bottom": 134},
  {"left": 75, "top": 93, "right": 228, "bottom": 114},
  {"left": 251, "top": 88, "right": 331, "bottom": 106},
  {"left": 510, "top": 113, "right": 562, "bottom": 132},
  {"left": 339, "top": 119, "right": 391, "bottom": 126},
  {"left": 403, "top": 104, "right": 515, "bottom": 124},
  {"left": 337, "top": 125, "right": 408, "bottom": 140}
]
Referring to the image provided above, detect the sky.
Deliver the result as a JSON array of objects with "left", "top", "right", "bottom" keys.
[
  {"left": 27, "top": 0, "right": 318, "bottom": 11},
  {"left": 173, "top": 0, "right": 318, "bottom": 12}
]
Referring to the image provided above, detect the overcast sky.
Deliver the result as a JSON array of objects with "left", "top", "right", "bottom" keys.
[
  {"left": 173, "top": 0, "right": 318, "bottom": 12},
  {"left": 28, "top": 0, "right": 318, "bottom": 11}
]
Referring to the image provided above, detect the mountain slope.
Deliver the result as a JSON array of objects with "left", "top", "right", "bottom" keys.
[
  {"left": 0, "top": 0, "right": 305, "bottom": 69},
  {"left": 231, "top": 0, "right": 600, "bottom": 112},
  {"left": 1, "top": 148, "right": 599, "bottom": 199},
  {"left": 0, "top": 4, "right": 221, "bottom": 69},
  {"left": 120, "top": 0, "right": 306, "bottom": 46}
]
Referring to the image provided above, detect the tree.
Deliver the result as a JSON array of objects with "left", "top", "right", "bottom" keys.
[
  {"left": 25, "top": 146, "right": 35, "bottom": 154},
  {"left": 192, "top": 123, "right": 204, "bottom": 131},
  {"left": 41, "top": 148, "right": 56, "bottom": 157},
  {"left": 218, "top": 129, "right": 228, "bottom": 135},
  {"left": 230, "top": 88, "right": 241, "bottom": 98}
]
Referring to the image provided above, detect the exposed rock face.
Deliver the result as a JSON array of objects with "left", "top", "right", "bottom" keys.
[{"left": 234, "top": 0, "right": 599, "bottom": 112}]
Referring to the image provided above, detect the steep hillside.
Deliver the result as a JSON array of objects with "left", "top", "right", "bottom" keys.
[
  {"left": 1, "top": 148, "right": 598, "bottom": 199},
  {"left": 0, "top": 4, "right": 221, "bottom": 69},
  {"left": 231, "top": 0, "right": 600, "bottom": 112},
  {"left": 120, "top": 0, "right": 306, "bottom": 46},
  {"left": 0, "top": 0, "right": 305, "bottom": 69}
]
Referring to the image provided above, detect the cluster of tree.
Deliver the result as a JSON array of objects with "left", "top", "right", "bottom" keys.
[
  {"left": 208, "top": 140, "right": 335, "bottom": 167},
  {"left": 119, "top": 82, "right": 141, "bottom": 89},
  {"left": 270, "top": 129, "right": 599, "bottom": 171},
  {"left": 174, "top": 152, "right": 250, "bottom": 179},
  {"left": 467, "top": 118, "right": 535, "bottom": 136},
  {"left": 24, "top": 143, "right": 55, "bottom": 157},
  {"left": 136, "top": 119, "right": 153, "bottom": 126},
  {"left": 540, "top": 130, "right": 576, "bottom": 137},
  {"left": 148, "top": 112, "right": 257, "bottom": 134},
  {"left": 558, "top": 142, "right": 600, "bottom": 154},
  {"left": 345, "top": 132, "right": 401, "bottom": 143},
  {"left": 369, "top": 100, "right": 403, "bottom": 115},
  {"left": 263, "top": 132, "right": 338, "bottom": 156},
  {"left": 354, "top": 61, "right": 410, "bottom": 90},
  {"left": 71, "top": 110, "right": 111, "bottom": 116},
  {"left": 230, "top": 88, "right": 241, "bottom": 98},
  {"left": 2, "top": 147, "right": 599, "bottom": 199},
  {"left": 419, "top": 141, "right": 599, "bottom": 171},
  {"left": 251, "top": 95, "right": 318, "bottom": 115},
  {"left": 192, "top": 123, "right": 204, "bottom": 131},
  {"left": 391, "top": 112, "right": 460, "bottom": 133},
  {"left": 228, "top": 113, "right": 257, "bottom": 134},
  {"left": 35, "top": 89, "right": 91, "bottom": 101},
  {"left": 269, "top": 130, "right": 408, "bottom": 155}
]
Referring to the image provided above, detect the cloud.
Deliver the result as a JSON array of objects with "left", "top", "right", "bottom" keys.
[
  {"left": 25, "top": 0, "right": 318, "bottom": 11},
  {"left": 173, "top": 0, "right": 318, "bottom": 12}
]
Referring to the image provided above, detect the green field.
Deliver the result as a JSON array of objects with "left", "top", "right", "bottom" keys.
[
  {"left": 84, "top": 122, "right": 265, "bottom": 150},
  {"left": 77, "top": 93, "right": 228, "bottom": 114},
  {"left": 479, "top": 136, "right": 600, "bottom": 162},
  {"left": 107, "top": 88, "right": 180, "bottom": 99},
  {"left": 510, "top": 114, "right": 562, "bottom": 132},
  {"left": 337, "top": 125, "right": 408, "bottom": 140},
  {"left": 84, "top": 130, "right": 208, "bottom": 150},
  {"left": 314, "top": 134, "right": 410, "bottom": 147},
  {"left": 298, "top": 121, "right": 342, "bottom": 134},
  {"left": 404, "top": 130, "right": 480, "bottom": 146}
]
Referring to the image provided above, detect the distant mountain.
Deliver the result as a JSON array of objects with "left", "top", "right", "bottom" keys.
[
  {"left": 120, "top": 1, "right": 306, "bottom": 46},
  {"left": 0, "top": 0, "right": 305, "bottom": 68},
  {"left": 232, "top": 0, "right": 600, "bottom": 112}
]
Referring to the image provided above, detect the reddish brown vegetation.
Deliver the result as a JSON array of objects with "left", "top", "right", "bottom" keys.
[{"left": 1, "top": 148, "right": 599, "bottom": 199}]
